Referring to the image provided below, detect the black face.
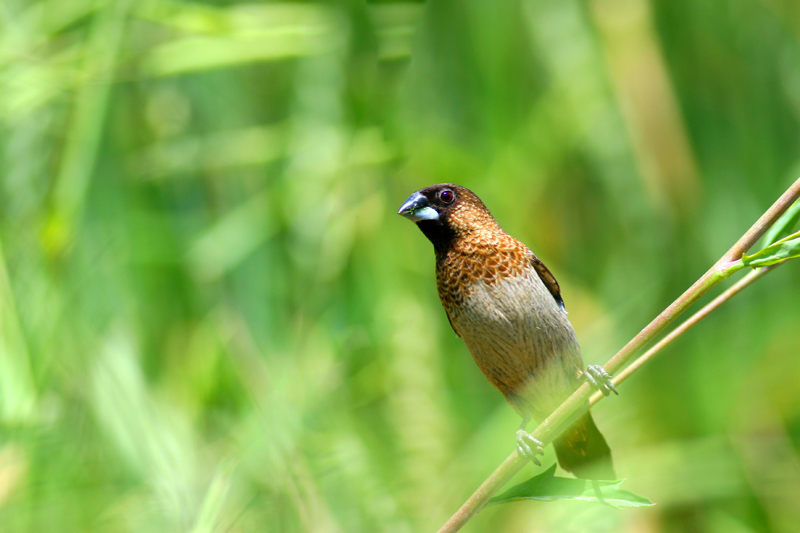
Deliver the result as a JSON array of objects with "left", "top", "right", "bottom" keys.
[
  {"left": 416, "top": 184, "right": 461, "bottom": 221},
  {"left": 398, "top": 183, "right": 466, "bottom": 252}
]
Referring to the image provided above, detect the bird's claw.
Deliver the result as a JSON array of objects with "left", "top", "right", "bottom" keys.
[
  {"left": 516, "top": 429, "right": 545, "bottom": 466},
  {"left": 583, "top": 365, "right": 618, "bottom": 396}
]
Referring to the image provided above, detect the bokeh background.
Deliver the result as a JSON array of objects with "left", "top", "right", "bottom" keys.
[{"left": 1, "top": 0, "right": 800, "bottom": 531}]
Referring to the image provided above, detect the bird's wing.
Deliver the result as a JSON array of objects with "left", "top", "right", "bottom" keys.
[{"left": 528, "top": 252, "right": 565, "bottom": 310}]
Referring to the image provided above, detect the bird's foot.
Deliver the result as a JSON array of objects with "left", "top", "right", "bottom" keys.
[
  {"left": 516, "top": 429, "right": 545, "bottom": 466},
  {"left": 583, "top": 365, "right": 618, "bottom": 396}
]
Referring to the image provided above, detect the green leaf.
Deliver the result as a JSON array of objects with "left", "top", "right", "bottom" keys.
[
  {"left": 487, "top": 464, "right": 654, "bottom": 510},
  {"left": 742, "top": 231, "right": 800, "bottom": 268},
  {"left": 763, "top": 198, "right": 800, "bottom": 245}
]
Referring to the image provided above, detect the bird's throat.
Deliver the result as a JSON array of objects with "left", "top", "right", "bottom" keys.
[{"left": 417, "top": 220, "right": 457, "bottom": 256}]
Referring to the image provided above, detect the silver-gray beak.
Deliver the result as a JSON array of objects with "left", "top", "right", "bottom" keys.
[{"left": 397, "top": 191, "right": 439, "bottom": 222}]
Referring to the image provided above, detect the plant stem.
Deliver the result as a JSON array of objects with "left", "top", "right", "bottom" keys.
[
  {"left": 438, "top": 177, "right": 800, "bottom": 533},
  {"left": 604, "top": 177, "right": 800, "bottom": 378},
  {"left": 609, "top": 266, "right": 775, "bottom": 389}
]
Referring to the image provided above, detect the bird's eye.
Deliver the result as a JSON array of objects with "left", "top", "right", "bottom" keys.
[{"left": 439, "top": 189, "right": 455, "bottom": 203}]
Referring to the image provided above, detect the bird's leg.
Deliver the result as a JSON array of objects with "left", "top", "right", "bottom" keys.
[
  {"left": 515, "top": 414, "right": 545, "bottom": 466},
  {"left": 582, "top": 365, "right": 619, "bottom": 396}
]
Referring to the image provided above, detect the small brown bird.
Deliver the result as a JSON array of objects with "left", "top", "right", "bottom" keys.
[{"left": 398, "top": 183, "right": 616, "bottom": 480}]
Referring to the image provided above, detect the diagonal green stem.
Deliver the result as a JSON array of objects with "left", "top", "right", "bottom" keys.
[
  {"left": 609, "top": 265, "right": 775, "bottom": 389},
  {"left": 438, "top": 177, "right": 800, "bottom": 533}
]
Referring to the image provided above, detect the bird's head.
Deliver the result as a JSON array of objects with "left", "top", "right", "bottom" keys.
[{"left": 397, "top": 184, "right": 499, "bottom": 250}]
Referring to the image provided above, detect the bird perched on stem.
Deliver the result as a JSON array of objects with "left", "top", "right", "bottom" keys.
[{"left": 398, "top": 183, "right": 617, "bottom": 480}]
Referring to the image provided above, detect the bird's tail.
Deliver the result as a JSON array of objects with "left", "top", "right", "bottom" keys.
[{"left": 554, "top": 412, "right": 615, "bottom": 480}]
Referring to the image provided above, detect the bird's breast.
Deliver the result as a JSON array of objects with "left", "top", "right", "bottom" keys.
[{"left": 443, "top": 267, "right": 584, "bottom": 418}]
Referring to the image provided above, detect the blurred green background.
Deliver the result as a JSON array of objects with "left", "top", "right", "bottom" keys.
[{"left": 1, "top": 0, "right": 800, "bottom": 531}]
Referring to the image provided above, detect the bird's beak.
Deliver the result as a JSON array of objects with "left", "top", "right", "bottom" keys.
[{"left": 398, "top": 191, "right": 439, "bottom": 222}]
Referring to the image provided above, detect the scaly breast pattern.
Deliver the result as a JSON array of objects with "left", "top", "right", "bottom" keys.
[{"left": 437, "top": 241, "right": 584, "bottom": 419}]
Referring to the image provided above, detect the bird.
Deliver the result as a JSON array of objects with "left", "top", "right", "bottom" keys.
[{"left": 398, "top": 183, "right": 617, "bottom": 480}]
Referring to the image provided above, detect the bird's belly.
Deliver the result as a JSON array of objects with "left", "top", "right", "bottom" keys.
[{"left": 449, "top": 274, "right": 583, "bottom": 418}]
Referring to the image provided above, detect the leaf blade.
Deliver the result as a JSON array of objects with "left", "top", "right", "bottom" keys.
[
  {"left": 763, "top": 197, "right": 800, "bottom": 245},
  {"left": 742, "top": 231, "right": 800, "bottom": 268},
  {"left": 487, "top": 464, "right": 654, "bottom": 510}
]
